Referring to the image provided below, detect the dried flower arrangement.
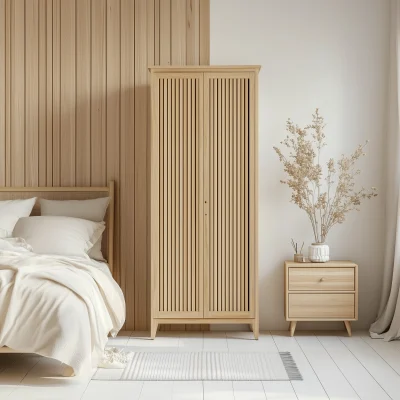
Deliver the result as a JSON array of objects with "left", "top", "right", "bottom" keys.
[{"left": 274, "top": 109, "right": 377, "bottom": 244}]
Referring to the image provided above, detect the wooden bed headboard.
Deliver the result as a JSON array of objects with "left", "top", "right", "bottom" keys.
[{"left": 0, "top": 181, "right": 115, "bottom": 275}]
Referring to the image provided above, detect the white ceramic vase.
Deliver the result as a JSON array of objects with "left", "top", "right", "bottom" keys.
[{"left": 308, "top": 243, "right": 329, "bottom": 263}]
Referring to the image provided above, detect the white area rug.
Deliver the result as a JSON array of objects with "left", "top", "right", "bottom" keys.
[{"left": 92, "top": 351, "right": 302, "bottom": 381}]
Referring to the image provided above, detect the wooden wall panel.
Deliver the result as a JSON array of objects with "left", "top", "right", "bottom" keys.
[{"left": 0, "top": 0, "right": 210, "bottom": 331}]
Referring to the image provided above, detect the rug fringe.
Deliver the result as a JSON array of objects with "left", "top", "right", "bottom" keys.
[{"left": 279, "top": 352, "right": 303, "bottom": 380}]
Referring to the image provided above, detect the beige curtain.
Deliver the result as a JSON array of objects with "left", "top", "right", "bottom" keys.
[{"left": 370, "top": 0, "right": 400, "bottom": 341}]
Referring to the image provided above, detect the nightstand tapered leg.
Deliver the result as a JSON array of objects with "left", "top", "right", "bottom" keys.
[
  {"left": 289, "top": 321, "right": 297, "bottom": 337},
  {"left": 344, "top": 321, "right": 352, "bottom": 336}
]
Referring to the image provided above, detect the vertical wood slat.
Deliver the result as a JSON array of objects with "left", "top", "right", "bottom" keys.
[
  {"left": 134, "top": 0, "right": 147, "bottom": 330},
  {"left": 229, "top": 78, "right": 233, "bottom": 312},
  {"left": 38, "top": 0, "right": 47, "bottom": 187},
  {"left": 209, "top": 78, "right": 213, "bottom": 311},
  {"left": 163, "top": 79, "right": 168, "bottom": 312},
  {"left": 244, "top": 79, "right": 249, "bottom": 312},
  {"left": 172, "top": 78, "right": 181, "bottom": 330},
  {"left": 0, "top": 0, "right": 5, "bottom": 186},
  {"left": 150, "top": 72, "right": 160, "bottom": 332},
  {"left": 191, "top": 78, "right": 196, "bottom": 314},
  {"left": 236, "top": 79, "right": 241, "bottom": 311},
  {"left": 217, "top": 78, "right": 222, "bottom": 312},
  {"left": 232, "top": 79, "right": 237, "bottom": 310},
  {"left": 225, "top": 79, "right": 230, "bottom": 312},
  {"left": 60, "top": 0, "right": 75, "bottom": 187},
  {"left": 11, "top": 0, "right": 25, "bottom": 186},
  {"left": 159, "top": 79, "right": 164, "bottom": 312},
  {"left": 240, "top": 79, "right": 245, "bottom": 312},
  {"left": 186, "top": 0, "right": 199, "bottom": 65},
  {"left": 91, "top": 0, "right": 106, "bottom": 186},
  {"left": 197, "top": 76, "right": 203, "bottom": 319},
  {"left": 45, "top": 0, "right": 53, "bottom": 186},
  {"left": 187, "top": 79, "right": 192, "bottom": 312},
  {"left": 167, "top": 79, "right": 172, "bottom": 313},
  {"left": 179, "top": 79, "right": 183, "bottom": 313},
  {"left": 5, "top": 0, "right": 11, "bottom": 186},
  {"left": 221, "top": 79, "right": 226, "bottom": 313},
  {"left": 25, "top": 0, "right": 39, "bottom": 187},
  {"left": 147, "top": 0, "right": 155, "bottom": 329},
  {"left": 171, "top": 78, "right": 176, "bottom": 314},
  {"left": 120, "top": 0, "right": 135, "bottom": 326},
  {"left": 183, "top": 79, "right": 188, "bottom": 313},
  {"left": 213, "top": 78, "right": 218, "bottom": 313},
  {"left": 199, "top": 0, "right": 209, "bottom": 65},
  {"left": 159, "top": 0, "right": 170, "bottom": 65},
  {"left": 250, "top": 72, "right": 257, "bottom": 316},
  {"left": 203, "top": 74, "right": 209, "bottom": 322},
  {"left": 76, "top": 0, "right": 91, "bottom": 186},
  {"left": 171, "top": 0, "right": 186, "bottom": 65},
  {"left": 52, "top": 0, "right": 60, "bottom": 186}
]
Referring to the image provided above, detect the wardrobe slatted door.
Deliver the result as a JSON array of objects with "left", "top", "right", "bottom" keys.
[
  {"left": 204, "top": 73, "right": 255, "bottom": 318},
  {"left": 151, "top": 74, "right": 204, "bottom": 319}
]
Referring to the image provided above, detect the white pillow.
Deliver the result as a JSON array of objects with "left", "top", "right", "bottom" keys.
[
  {"left": 0, "top": 198, "right": 36, "bottom": 238},
  {"left": 40, "top": 197, "right": 110, "bottom": 261},
  {"left": 13, "top": 216, "right": 105, "bottom": 259}
]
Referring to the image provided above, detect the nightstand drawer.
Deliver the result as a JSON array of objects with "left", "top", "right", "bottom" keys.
[
  {"left": 288, "top": 293, "right": 355, "bottom": 319},
  {"left": 288, "top": 267, "right": 355, "bottom": 291}
]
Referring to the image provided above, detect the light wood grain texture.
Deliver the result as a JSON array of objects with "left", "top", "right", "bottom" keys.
[
  {"left": 289, "top": 267, "right": 355, "bottom": 291},
  {"left": 150, "top": 67, "right": 259, "bottom": 338},
  {"left": 288, "top": 293, "right": 355, "bottom": 319},
  {"left": 0, "top": 0, "right": 209, "bottom": 331}
]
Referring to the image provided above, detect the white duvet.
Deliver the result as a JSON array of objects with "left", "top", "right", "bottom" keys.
[{"left": 0, "top": 238, "right": 125, "bottom": 375}]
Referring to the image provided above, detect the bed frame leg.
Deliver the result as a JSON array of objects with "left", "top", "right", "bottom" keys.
[{"left": 151, "top": 320, "right": 158, "bottom": 339}]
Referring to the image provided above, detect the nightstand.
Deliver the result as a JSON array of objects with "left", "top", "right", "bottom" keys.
[{"left": 284, "top": 261, "right": 358, "bottom": 336}]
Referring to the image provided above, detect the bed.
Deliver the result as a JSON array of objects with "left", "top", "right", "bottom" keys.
[{"left": 0, "top": 182, "right": 125, "bottom": 375}]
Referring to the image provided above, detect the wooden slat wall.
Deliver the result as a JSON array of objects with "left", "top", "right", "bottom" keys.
[{"left": 0, "top": 0, "right": 210, "bottom": 331}]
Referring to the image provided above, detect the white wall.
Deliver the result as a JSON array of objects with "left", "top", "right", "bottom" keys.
[{"left": 211, "top": 0, "right": 390, "bottom": 330}]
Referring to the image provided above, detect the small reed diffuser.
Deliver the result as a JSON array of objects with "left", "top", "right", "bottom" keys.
[{"left": 291, "top": 239, "right": 304, "bottom": 262}]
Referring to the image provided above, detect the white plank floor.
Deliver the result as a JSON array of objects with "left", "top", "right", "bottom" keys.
[{"left": 0, "top": 331, "right": 400, "bottom": 399}]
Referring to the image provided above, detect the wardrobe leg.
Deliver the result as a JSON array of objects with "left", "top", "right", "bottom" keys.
[
  {"left": 250, "top": 320, "right": 259, "bottom": 340},
  {"left": 151, "top": 320, "right": 158, "bottom": 339}
]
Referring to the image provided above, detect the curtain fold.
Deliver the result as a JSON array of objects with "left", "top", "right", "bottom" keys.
[{"left": 370, "top": 0, "right": 400, "bottom": 341}]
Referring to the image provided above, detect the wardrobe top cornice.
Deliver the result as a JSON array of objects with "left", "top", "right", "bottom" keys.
[{"left": 148, "top": 65, "right": 261, "bottom": 73}]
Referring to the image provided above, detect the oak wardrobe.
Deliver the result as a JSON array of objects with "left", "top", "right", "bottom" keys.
[{"left": 150, "top": 66, "right": 260, "bottom": 338}]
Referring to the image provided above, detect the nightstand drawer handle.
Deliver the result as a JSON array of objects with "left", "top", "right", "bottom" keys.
[{"left": 320, "top": 277, "right": 325, "bottom": 282}]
